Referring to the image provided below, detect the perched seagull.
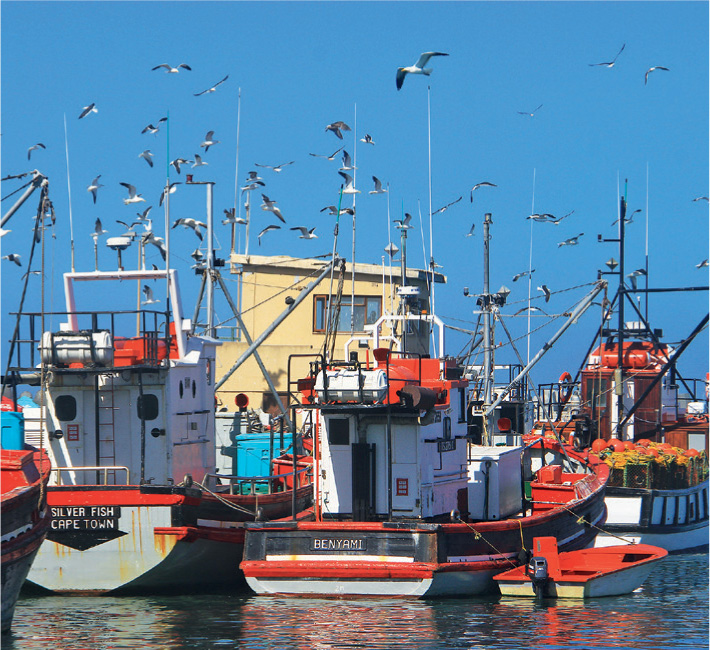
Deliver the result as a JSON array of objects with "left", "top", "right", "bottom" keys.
[
  {"left": 136, "top": 205, "right": 152, "bottom": 221},
  {"left": 369, "top": 176, "right": 387, "bottom": 194},
  {"left": 396, "top": 51, "right": 449, "bottom": 90},
  {"left": 194, "top": 74, "right": 229, "bottom": 96},
  {"left": 538, "top": 284, "right": 551, "bottom": 302},
  {"left": 512, "top": 269, "right": 535, "bottom": 282},
  {"left": 291, "top": 226, "right": 318, "bottom": 239},
  {"left": 645, "top": 66, "right": 669, "bottom": 85},
  {"left": 360, "top": 134, "right": 375, "bottom": 145},
  {"left": 192, "top": 154, "right": 208, "bottom": 168},
  {"left": 142, "top": 285, "right": 160, "bottom": 304},
  {"left": 558, "top": 233, "right": 584, "bottom": 247},
  {"left": 200, "top": 131, "right": 219, "bottom": 152},
  {"left": 120, "top": 182, "right": 146, "bottom": 205},
  {"left": 310, "top": 146, "right": 343, "bottom": 160},
  {"left": 255, "top": 161, "right": 295, "bottom": 173},
  {"left": 339, "top": 151, "right": 356, "bottom": 171},
  {"left": 159, "top": 182, "right": 181, "bottom": 206},
  {"left": 223, "top": 208, "right": 246, "bottom": 226},
  {"left": 515, "top": 306, "right": 548, "bottom": 316},
  {"left": 78, "top": 103, "right": 98, "bottom": 119},
  {"left": 470, "top": 182, "right": 497, "bottom": 202},
  {"left": 517, "top": 104, "right": 543, "bottom": 117},
  {"left": 87, "top": 175, "right": 103, "bottom": 204},
  {"left": 241, "top": 181, "right": 265, "bottom": 192},
  {"left": 321, "top": 205, "right": 355, "bottom": 216},
  {"left": 589, "top": 43, "right": 626, "bottom": 67},
  {"left": 692, "top": 196, "right": 709, "bottom": 202},
  {"left": 696, "top": 259, "right": 709, "bottom": 268},
  {"left": 338, "top": 171, "right": 360, "bottom": 194},
  {"left": 27, "top": 143, "right": 46, "bottom": 160},
  {"left": 465, "top": 223, "right": 475, "bottom": 237},
  {"left": 245, "top": 170, "right": 264, "bottom": 182},
  {"left": 141, "top": 117, "right": 167, "bottom": 134},
  {"left": 611, "top": 208, "right": 641, "bottom": 226},
  {"left": 139, "top": 150, "right": 154, "bottom": 167},
  {"left": 432, "top": 196, "right": 462, "bottom": 215},
  {"left": 2, "top": 253, "right": 21, "bottom": 266},
  {"left": 393, "top": 213, "right": 413, "bottom": 229},
  {"left": 93, "top": 218, "right": 108, "bottom": 237},
  {"left": 152, "top": 63, "right": 191, "bottom": 73},
  {"left": 170, "top": 157, "right": 191, "bottom": 174},
  {"left": 325, "top": 121, "right": 351, "bottom": 140},
  {"left": 172, "top": 217, "right": 206, "bottom": 240},
  {"left": 261, "top": 194, "right": 286, "bottom": 223},
  {"left": 142, "top": 231, "right": 167, "bottom": 260},
  {"left": 258, "top": 224, "right": 281, "bottom": 245}
]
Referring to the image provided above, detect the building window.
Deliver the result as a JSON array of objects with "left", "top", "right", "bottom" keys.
[{"left": 314, "top": 295, "right": 382, "bottom": 333}]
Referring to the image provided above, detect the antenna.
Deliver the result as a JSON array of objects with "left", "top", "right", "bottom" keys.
[
  {"left": 350, "top": 102, "right": 357, "bottom": 338},
  {"left": 232, "top": 87, "right": 242, "bottom": 256},
  {"left": 63, "top": 113, "right": 76, "bottom": 272},
  {"left": 427, "top": 85, "right": 435, "bottom": 324},
  {"left": 527, "top": 167, "right": 536, "bottom": 367}
]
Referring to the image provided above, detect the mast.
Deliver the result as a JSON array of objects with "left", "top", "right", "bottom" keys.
[{"left": 482, "top": 212, "right": 493, "bottom": 443}]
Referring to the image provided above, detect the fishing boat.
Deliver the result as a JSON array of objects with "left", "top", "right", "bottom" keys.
[
  {"left": 1, "top": 410, "right": 51, "bottom": 633},
  {"left": 241, "top": 215, "right": 610, "bottom": 599},
  {"left": 493, "top": 536, "right": 667, "bottom": 598},
  {"left": 532, "top": 196, "right": 709, "bottom": 553}
]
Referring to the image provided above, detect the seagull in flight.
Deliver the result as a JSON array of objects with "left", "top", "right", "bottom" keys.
[
  {"left": 142, "top": 231, "right": 167, "bottom": 260},
  {"left": 152, "top": 63, "right": 191, "bottom": 73},
  {"left": 172, "top": 217, "right": 206, "bottom": 240},
  {"left": 396, "top": 51, "right": 449, "bottom": 90},
  {"left": 258, "top": 224, "right": 280, "bottom": 245},
  {"left": 538, "top": 284, "right": 551, "bottom": 302},
  {"left": 321, "top": 205, "right": 355, "bottom": 216},
  {"left": 242, "top": 181, "right": 265, "bottom": 192},
  {"left": 192, "top": 154, "right": 208, "bottom": 168},
  {"left": 87, "top": 175, "right": 103, "bottom": 204},
  {"left": 360, "top": 134, "right": 375, "bottom": 145},
  {"left": 512, "top": 269, "right": 535, "bottom": 282},
  {"left": 2, "top": 253, "right": 21, "bottom": 266},
  {"left": 159, "top": 182, "right": 181, "bottom": 206},
  {"left": 93, "top": 218, "right": 108, "bottom": 237},
  {"left": 369, "top": 176, "right": 387, "bottom": 194},
  {"left": 194, "top": 74, "right": 229, "bottom": 96},
  {"left": 527, "top": 213, "right": 556, "bottom": 222},
  {"left": 136, "top": 206, "right": 152, "bottom": 221},
  {"left": 517, "top": 104, "right": 543, "bottom": 117},
  {"left": 170, "top": 158, "right": 191, "bottom": 174},
  {"left": 291, "top": 226, "right": 318, "bottom": 239},
  {"left": 696, "top": 259, "right": 709, "bottom": 268},
  {"left": 432, "top": 196, "right": 462, "bottom": 215},
  {"left": 255, "top": 161, "right": 295, "bottom": 172},
  {"left": 589, "top": 43, "right": 625, "bottom": 67},
  {"left": 310, "top": 146, "right": 343, "bottom": 160},
  {"left": 552, "top": 210, "right": 575, "bottom": 225},
  {"left": 325, "top": 121, "right": 351, "bottom": 140},
  {"left": 626, "top": 268, "right": 647, "bottom": 290},
  {"left": 27, "top": 143, "right": 46, "bottom": 160},
  {"left": 692, "top": 196, "right": 709, "bottom": 202},
  {"left": 223, "top": 208, "right": 246, "bottom": 226},
  {"left": 515, "top": 306, "right": 548, "bottom": 316},
  {"left": 338, "top": 171, "right": 360, "bottom": 194},
  {"left": 245, "top": 170, "right": 263, "bottom": 182},
  {"left": 78, "top": 103, "right": 97, "bottom": 119},
  {"left": 611, "top": 208, "right": 641, "bottom": 226},
  {"left": 200, "top": 131, "right": 219, "bottom": 152},
  {"left": 644, "top": 66, "right": 669, "bottom": 85},
  {"left": 339, "top": 151, "right": 356, "bottom": 171},
  {"left": 261, "top": 194, "right": 286, "bottom": 223},
  {"left": 558, "top": 233, "right": 584, "bottom": 247},
  {"left": 142, "top": 117, "right": 167, "bottom": 134},
  {"left": 139, "top": 150, "right": 154, "bottom": 167},
  {"left": 470, "top": 182, "right": 496, "bottom": 202},
  {"left": 120, "top": 182, "right": 146, "bottom": 205},
  {"left": 393, "top": 213, "right": 413, "bottom": 229},
  {"left": 142, "top": 285, "right": 160, "bottom": 304},
  {"left": 465, "top": 223, "right": 475, "bottom": 237}
]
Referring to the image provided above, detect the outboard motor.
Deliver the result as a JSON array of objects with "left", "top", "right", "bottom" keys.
[{"left": 527, "top": 556, "right": 549, "bottom": 596}]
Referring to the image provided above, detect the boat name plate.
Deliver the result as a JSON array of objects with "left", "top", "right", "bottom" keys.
[
  {"left": 50, "top": 506, "right": 121, "bottom": 531},
  {"left": 437, "top": 439, "right": 457, "bottom": 453},
  {"left": 311, "top": 538, "right": 367, "bottom": 551}
]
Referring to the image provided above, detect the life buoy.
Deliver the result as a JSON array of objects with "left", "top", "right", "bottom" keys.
[{"left": 559, "top": 371, "right": 573, "bottom": 404}]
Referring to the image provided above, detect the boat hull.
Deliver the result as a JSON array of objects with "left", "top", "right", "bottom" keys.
[{"left": 593, "top": 480, "right": 709, "bottom": 552}]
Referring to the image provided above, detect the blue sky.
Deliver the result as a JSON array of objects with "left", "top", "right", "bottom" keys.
[{"left": 1, "top": 1, "right": 708, "bottom": 389}]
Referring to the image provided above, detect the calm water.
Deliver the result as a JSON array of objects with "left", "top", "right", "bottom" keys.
[{"left": 5, "top": 553, "right": 708, "bottom": 650}]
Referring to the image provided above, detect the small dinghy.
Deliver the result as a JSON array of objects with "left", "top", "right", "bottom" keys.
[{"left": 493, "top": 537, "right": 667, "bottom": 598}]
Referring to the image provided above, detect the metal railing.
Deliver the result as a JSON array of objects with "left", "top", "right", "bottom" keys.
[
  {"left": 202, "top": 463, "right": 312, "bottom": 496},
  {"left": 50, "top": 465, "right": 130, "bottom": 486}
]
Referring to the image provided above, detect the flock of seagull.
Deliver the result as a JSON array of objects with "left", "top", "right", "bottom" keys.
[{"left": 4, "top": 49, "right": 708, "bottom": 310}]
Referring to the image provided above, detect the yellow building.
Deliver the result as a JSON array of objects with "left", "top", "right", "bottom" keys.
[{"left": 214, "top": 253, "right": 445, "bottom": 414}]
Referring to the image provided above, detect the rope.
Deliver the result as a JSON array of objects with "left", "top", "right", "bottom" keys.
[
  {"left": 0, "top": 177, "right": 34, "bottom": 201},
  {"left": 555, "top": 501, "right": 636, "bottom": 545},
  {"left": 192, "top": 481, "right": 258, "bottom": 517},
  {"left": 453, "top": 516, "right": 519, "bottom": 569}
]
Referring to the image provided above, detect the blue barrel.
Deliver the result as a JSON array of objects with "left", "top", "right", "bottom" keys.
[{"left": 1, "top": 411, "right": 25, "bottom": 450}]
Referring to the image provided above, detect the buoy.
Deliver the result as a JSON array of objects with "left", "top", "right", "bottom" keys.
[
  {"left": 591, "top": 438, "right": 608, "bottom": 453},
  {"left": 608, "top": 438, "right": 625, "bottom": 453}
]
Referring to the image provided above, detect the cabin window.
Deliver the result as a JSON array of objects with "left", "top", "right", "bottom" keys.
[
  {"left": 179, "top": 380, "right": 184, "bottom": 398},
  {"left": 458, "top": 388, "right": 466, "bottom": 423},
  {"left": 443, "top": 416, "right": 451, "bottom": 440},
  {"left": 313, "top": 295, "right": 381, "bottom": 333},
  {"left": 55, "top": 395, "right": 77, "bottom": 421},
  {"left": 328, "top": 418, "right": 350, "bottom": 445},
  {"left": 585, "top": 377, "right": 609, "bottom": 409},
  {"left": 192, "top": 380, "right": 197, "bottom": 398},
  {"left": 137, "top": 394, "right": 159, "bottom": 421}
]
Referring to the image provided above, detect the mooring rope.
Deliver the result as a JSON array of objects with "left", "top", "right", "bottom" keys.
[{"left": 192, "top": 480, "right": 258, "bottom": 518}]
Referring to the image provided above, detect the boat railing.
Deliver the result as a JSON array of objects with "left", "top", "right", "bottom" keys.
[
  {"left": 50, "top": 465, "right": 130, "bottom": 486},
  {"left": 534, "top": 380, "right": 581, "bottom": 423},
  {"left": 7, "top": 308, "right": 170, "bottom": 372},
  {"left": 202, "top": 463, "right": 312, "bottom": 496}
]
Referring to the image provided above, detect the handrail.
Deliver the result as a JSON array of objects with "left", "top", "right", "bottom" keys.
[
  {"left": 50, "top": 465, "right": 130, "bottom": 485},
  {"left": 201, "top": 463, "right": 312, "bottom": 496}
]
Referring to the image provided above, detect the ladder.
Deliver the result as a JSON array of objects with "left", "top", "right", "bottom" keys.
[{"left": 97, "top": 374, "right": 117, "bottom": 484}]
